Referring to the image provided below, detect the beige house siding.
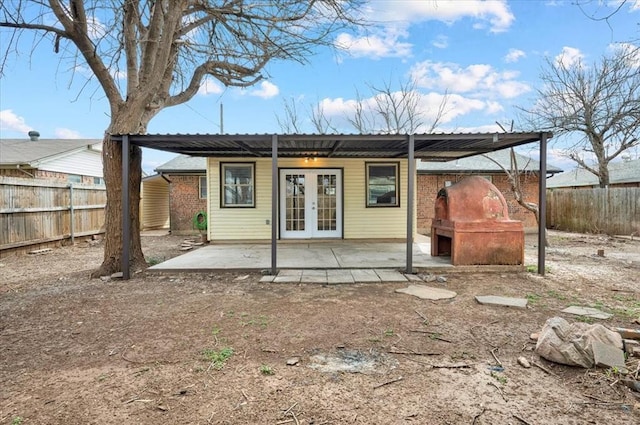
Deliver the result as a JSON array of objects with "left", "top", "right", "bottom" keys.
[
  {"left": 207, "top": 157, "right": 414, "bottom": 241},
  {"left": 140, "top": 176, "right": 170, "bottom": 230}
]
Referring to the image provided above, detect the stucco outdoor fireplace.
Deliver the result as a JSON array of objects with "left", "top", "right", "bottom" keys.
[{"left": 430, "top": 176, "right": 524, "bottom": 266}]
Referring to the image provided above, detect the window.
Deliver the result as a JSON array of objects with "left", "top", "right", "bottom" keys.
[
  {"left": 67, "top": 174, "right": 82, "bottom": 184},
  {"left": 366, "top": 162, "right": 399, "bottom": 207},
  {"left": 93, "top": 177, "right": 105, "bottom": 186},
  {"left": 199, "top": 176, "right": 207, "bottom": 199},
  {"left": 221, "top": 163, "right": 254, "bottom": 207}
]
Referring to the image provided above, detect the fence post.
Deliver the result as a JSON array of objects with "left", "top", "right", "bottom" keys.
[{"left": 69, "top": 184, "right": 75, "bottom": 244}]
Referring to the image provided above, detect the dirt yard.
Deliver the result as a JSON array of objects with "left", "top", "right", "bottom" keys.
[{"left": 1, "top": 231, "right": 640, "bottom": 425}]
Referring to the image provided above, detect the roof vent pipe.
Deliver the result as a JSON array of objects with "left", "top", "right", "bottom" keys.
[{"left": 28, "top": 130, "right": 40, "bottom": 141}]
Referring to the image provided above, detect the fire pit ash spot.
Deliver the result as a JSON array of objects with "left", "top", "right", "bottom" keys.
[{"left": 308, "top": 348, "right": 398, "bottom": 374}]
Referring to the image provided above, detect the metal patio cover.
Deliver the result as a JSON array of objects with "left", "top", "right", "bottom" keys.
[
  {"left": 111, "top": 132, "right": 548, "bottom": 161},
  {"left": 112, "top": 132, "right": 552, "bottom": 279}
]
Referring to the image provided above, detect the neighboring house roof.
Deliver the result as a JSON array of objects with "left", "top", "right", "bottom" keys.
[
  {"left": 417, "top": 149, "right": 562, "bottom": 174},
  {"left": 547, "top": 158, "right": 640, "bottom": 188},
  {"left": 155, "top": 154, "right": 206, "bottom": 174},
  {"left": 0, "top": 138, "right": 102, "bottom": 168}
]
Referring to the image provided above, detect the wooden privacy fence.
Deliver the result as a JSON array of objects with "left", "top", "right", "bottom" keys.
[
  {"left": 0, "top": 176, "right": 106, "bottom": 252},
  {"left": 546, "top": 187, "right": 640, "bottom": 235}
]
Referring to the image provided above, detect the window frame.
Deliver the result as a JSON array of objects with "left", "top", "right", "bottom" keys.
[
  {"left": 199, "top": 175, "right": 207, "bottom": 199},
  {"left": 220, "top": 162, "right": 255, "bottom": 208},
  {"left": 365, "top": 162, "right": 400, "bottom": 208}
]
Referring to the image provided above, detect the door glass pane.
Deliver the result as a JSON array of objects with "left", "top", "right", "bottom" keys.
[
  {"left": 316, "top": 174, "right": 336, "bottom": 231},
  {"left": 285, "top": 174, "right": 305, "bottom": 231}
]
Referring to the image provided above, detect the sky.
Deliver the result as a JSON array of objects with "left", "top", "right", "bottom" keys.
[{"left": 1, "top": 0, "right": 639, "bottom": 175}]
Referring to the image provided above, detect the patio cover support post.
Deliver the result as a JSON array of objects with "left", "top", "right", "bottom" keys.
[
  {"left": 271, "top": 135, "right": 278, "bottom": 275},
  {"left": 406, "top": 134, "right": 415, "bottom": 274},
  {"left": 121, "top": 134, "right": 131, "bottom": 280},
  {"left": 537, "top": 132, "right": 548, "bottom": 276}
]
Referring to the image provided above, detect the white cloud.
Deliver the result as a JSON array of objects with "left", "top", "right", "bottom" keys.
[
  {"left": 334, "top": 1, "right": 514, "bottom": 61},
  {"left": 0, "top": 109, "right": 32, "bottom": 133},
  {"left": 485, "top": 101, "right": 504, "bottom": 114},
  {"left": 335, "top": 26, "right": 413, "bottom": 59},
  {"left": 409, "top": 61, "right": 531, "bottom": 99},
  {"left": 198, "top": 78, "right": 224, "bottom": 96},
  {"left": 555, "top": 46, "right": 585, "bottom": 68},
  {"left": 365, "top": 0, "right": 514, "bottom": 33},
  {"left": 505, "top": 48, "right": 526, "bottom": 63},
  {"left": 249, "top": 81, "right": 279, "bottom": 99},
  {"left": 55, "top": 128, "right": 82, "bottom": 139},
  {"left": 432, "top": 35, "right": 449, "bottom": 49},
  {"left": 317, "top": 97, "right": 359, "bottom": 116},
  {"left": 317, "top": 91, "right": 490, "bottom": 132}
]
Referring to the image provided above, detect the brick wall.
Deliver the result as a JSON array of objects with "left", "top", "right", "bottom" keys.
[
  {"left": 417, "top": 173, "right": 540, "bottom": 234},
  {"left": 168, "top": 175, "right": 207, "bottom": 234},
  {"left": 0, "top": 169, "right": 97, "bottom": 184}
]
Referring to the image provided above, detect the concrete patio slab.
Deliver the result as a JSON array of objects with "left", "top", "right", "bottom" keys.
[
  {"left": 374, "top": 269, "right": 408, "bottom": 282},
  {"left": 350, "top": 269, "right": 381, "bottom": 283},
  {"left": 301, "top": 269, "right": 328, "bottom": 283},
  {"left": 327, "top": 269, "right": 355, "bottom": 284},
  {"left": 273, "top": 269, "right": 302, "bottom": 283},
  {"left": 147, "top": 239, "right": 519, "bottom": 274}
]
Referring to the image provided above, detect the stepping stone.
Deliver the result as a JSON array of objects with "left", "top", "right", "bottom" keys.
[
  {"left": 561, "top": 306, "right": 613, "bottom": 320},
  {"left": 592, "top": 340, "right": 626, "bottom": 370},
  {"left": 350, "top": 269, "right": 380, "bottom": 283},
  {"left": 475, "top": 295, "right": 528, "bottom": 308},
  {"left": 259, "top": 275, "right": 275, "bottom": 283},
  {"left": 375, "top": 269, "right": 408, "bottom": 282},
  {"left": 395, "top": 285, "right": 457, "bottom": 300}
]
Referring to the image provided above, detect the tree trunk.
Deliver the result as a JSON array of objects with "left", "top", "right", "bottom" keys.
[
  {"left": 91, "top": 119, "right": 146, "bottom": 278},
  {"left": 598, "top": 161, "right": 610, "bottom": 188}
]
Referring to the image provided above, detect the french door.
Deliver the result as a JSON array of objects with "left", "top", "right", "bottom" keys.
[{"left": 280, "top": 169, "right": 342, "bottom": 239}]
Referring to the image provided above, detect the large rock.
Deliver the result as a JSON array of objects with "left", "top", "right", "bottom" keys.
[{"left": 535, "top": 317, "right": 623, "bottom": 368}]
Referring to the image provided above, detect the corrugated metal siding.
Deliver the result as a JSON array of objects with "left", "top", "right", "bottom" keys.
[
  {"left": 141, "top": 178, "right": 169, "bottom": 230},
  {"left": 41, "top": 150, "right": 103, "bottom": 177},
  {"left": 208, "top": 158, "right": 414, "bottom": 241}
]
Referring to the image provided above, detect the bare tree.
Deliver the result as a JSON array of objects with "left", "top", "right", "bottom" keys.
[
  {"left": 276, "top": 97, "right": 304, "bottom": 134},
  {"left": 347, "top": 79, "right": 448, "bottom": 134},
  {"left": 1, "top": 1, "right": 362, "bottom": 276},
  {"left": 520, "top": 45, "right": 640, "bottom": 187},
  {"left": 482, "top": 147, "right": 547, "bottom": 245},
  {"left": 309, "top": 101, "right": 338, "bottom": 134},
  {"left": 276, "top": 77, "right": 449, "bottom": 134}
]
